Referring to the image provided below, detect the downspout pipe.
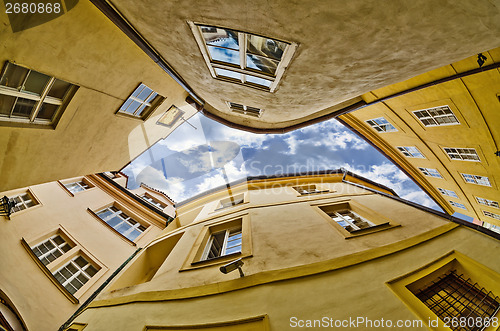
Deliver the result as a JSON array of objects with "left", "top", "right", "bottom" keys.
[{"left": 58, "top": 247, "right": 143, "bottom": 331}]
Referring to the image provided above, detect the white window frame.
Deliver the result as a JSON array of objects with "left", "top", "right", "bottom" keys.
[
  {"left": 293, "top": 184, "right": 329, "bottom": 195},
  {"left": 397, "top": 146, "right": 425, "bottom": 158},
  {"left": 412, "top": 105, "right": 460, "bottom": 127},
  {"left": 227, "top": 101, "right": 262, "bottom": 117},
  {"left": 418, "top": 167, "right": 443, "bottom": 178},
  {"left": 202, "top": 227, "right": 242, "bottom": 260},
  {"left": 461, "top": 173, "right": 491, "bottom": 187},
  {"left": 52, "top": 255, "right": 99, "bottom": 295},
  {"left": 9, "top": 191, "right": 37, "bottom": 213},
  {"left": 189, "top": 22, "right": 297, "bottom": 92},
  {"left": 64, "top": 181, "right": 90, "bottom": 194},
  {"left": 331, "top": 210, "right": 376, "bottom": 233},
  {"left": 483, "top": 210, "right": 500, "bottom": 221},
  {"left": 443, "top": 147, "right": 480, "bottom": 162},
  {"left": 31, "top": 234, "right": 73, "bottom": 266},
  {"left": 0, "top": 61, "right": 75, "bottom": 126},
  {"left": 117, "top": 83, "right": 162, "bottom": 119},
  {"left": 366, "top": 117, "right": 398, "bottom": 133},
  {"left": 449, "top": 200, "right": 467, "bottom": 210},
  {"left": 437, "top": 188, "right": 458, "bottom": 198},
  {"left": 140, "top": 193, "right": 167, "bottom": 210},
  {"left": 476, "top": 197, "right": 499, "bottom": 209},
  {"left": 96, "top": 206, "right": 147, "bottom": 241}
]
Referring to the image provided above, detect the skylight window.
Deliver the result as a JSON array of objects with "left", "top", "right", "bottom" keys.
[{"left": 190, "top": 23, "right": 297, "bottom": 92}]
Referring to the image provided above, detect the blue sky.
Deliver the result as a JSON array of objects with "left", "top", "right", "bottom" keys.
[{"left": 122, "top": 113, "right": 442, "bottom": 210}]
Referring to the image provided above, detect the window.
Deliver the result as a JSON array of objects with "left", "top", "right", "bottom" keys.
[
  {"left": 190, "top": 23, "right": 296, "bottom": 92},
  {"left": 366, "top": 117, "right": 397, "bottom": 132},
  {"left": 141, "top": 194, "right": 167, "bottom": 210},
  {"left": 330, "top": 210, "right": 376, "bottom": 233},
  {"left": 483, "top": 222, "right": 500, "bottom": 234},
  {"left": 31, "top": 235, "right": 72, "bottom": 266},
  {"left": 444, "top": 147, "right": 481, "bottom": 162},
  {"left": 0, "top": 61, "right": 76, "bottom": 127},
  {"left": 117, "top": 83, "right": 164, "bottom": 119},
  {"left": 413, "top": 105, "right": 460, "bottom": 127},
  {"left": 156, "top": 105, "right": 184, "bottom": 127},
  {"left": 293, "top": 185, "right": 329, "bottom": 195},
  {"left": 9, "top": 191, "right": 37, "bottom": 213},
  {"left": 476, "top": 197, "right": 499, "bottom": 209},
  {"left": 449, "top": 201, "right": 466, "bottom": 210},
  {"left": 96, "top": 206, "right": 147, "bottom": 241},
  {"left": 64, "top": 181, "right": 90, "bottom": 194},
  {"left": 419, "top": 167, "right": 443, "bottom": 178},
  {"left": 202, "top": 227, "right": 242, "bottom": 260},
  {"left": 217, "top": 194, "right": 244, "bottom": 210},
  {"left": 397, "top": 146, "right": 425, "bottom": 158},
  {"left": 483, "top": 210, "right": 500, "bottom": 221},
  {"left": 461, "top": 173, "right": 491, "bottom": 187},
  {"left": 437, "top": 188, "right": 458, "bottom": 198},
  {"left": 414, "top": 270, "right": 499, "bottom": 330},
  {"left": 53, "top": 256, "right": 99, "bottom": 295},
  {"left": 227, "top": 102, "right": 262, "bottom": 117}
]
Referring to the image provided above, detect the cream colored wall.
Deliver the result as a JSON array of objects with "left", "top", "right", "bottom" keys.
[
  {"left": 0, "top": 1, "right": 194, "bottom": 191},
  {"left": 0, "top": 176, "right": 165, "bottom": 330}
]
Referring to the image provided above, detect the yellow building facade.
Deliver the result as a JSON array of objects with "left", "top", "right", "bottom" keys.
[
  {"left": 339, "top": 48, "right": 500, "bottom": 229},
  {"left": 0, "top": 172, "right": 174, "bottom": 330},
  {"left": 66, "top": 171, "right": 500, "bottom": 330}
]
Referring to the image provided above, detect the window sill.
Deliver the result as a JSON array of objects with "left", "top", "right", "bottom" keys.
[
  {"left": 21, "top": 238, "right": 79, "bottom": 304},
  {"left": 86, "top": 208, "right": 136, "bottom": 246},
  {"left": 344, "top": 222, "right": 400, "bottom": 239},
  {"left": 180, "top": 252, "right": 252, "bottom": 272}
]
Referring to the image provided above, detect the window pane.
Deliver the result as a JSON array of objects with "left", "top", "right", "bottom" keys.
[
  {"left": 0, "top": 63, "right": 29, "bottom": 89},
  {"left": 106, "top": 216, "right": 122, "bottom": 228},
  {"left": 12, "top": 98, "right": 35, "bottom": 118},
  {"left": 201, "top": 26, "right": 239, "bottom": 50},
  {"left": 86, "top": 265, "right": 98, "bottom": 277},
  {"left": 247, "top": 35, "right": 287, "bottom": 61},
  {"left": 246, "top": 54, "right": 278, "bottom": 75},
  {"left": 137, "top": 86, "right": 153, "bottom": 101},
  {"left": 126, "top": 229, "right": 141, "bottom": 241},
  {"left": 131, "top": 84, "right": 146, "bottom": 98},
  {"left": 36, "top": 103, "right": 58, "bottom": 121},
  {"left": 207, "top": 46, "right": 240, "bottom": 65},
  {"left": 245, "top": 75, "right": 272, "bottom": 87},
  {"left": 215, "top": 68, "right": 241, "bottom": 80},
  {"left": 0, "top": 95, "right": 16, "bottom": 116},
  {"left": 48, "top": 79, "right": 72, "bottom": 99},
  {"left": 119, "top": 98, "right": 133, "bottom": 112},
  {"left": 126, "top": 101, "right": 141, "bottom": 114},
  {"left": 24, "top": 70, "right": 50, "bottom": 95}
]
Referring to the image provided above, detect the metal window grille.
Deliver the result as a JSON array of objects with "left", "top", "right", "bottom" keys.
[
  {"left": 31, "top": 235, "right": 72, "bottom": 265},
  {"left": 476, "top": 197, "right": 499, "bottom": 209},
  {"left": 203, "top": 227, "right": 242, "bottom": 260},
  {"left": 438, "top": 188, "right": 459, "bottom": 198},
  {"left": 53, "top": 256, "right": 98, "bottom": 295},
  {"left": 415, "top": 270, "right": 500, "bottom": 331},
  {"left": 419, "top": 167, "right": 443, "bottom": 178},
  {"left": 366, "top": 117, "right": 397, "bottom": 132},
  {"left": 413, "top": 105, "right": 460, "bottom": 127},
  {"left": 96, "top": 206, "right": 146, "bottom": 241},
  {"left": 397, "top": 146, "right": 425, "bottom": 158},
  {"left": 444, "top": 148, "right": 481, "bottom": 162}
]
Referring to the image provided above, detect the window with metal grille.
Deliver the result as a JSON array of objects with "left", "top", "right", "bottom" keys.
[
  {"left": 64, "top": 181, "right": 90, "bottom": 194},
  {"left": 483, "top": 210, "right": 500, "bottom": 221},
  {"left": 444, "top": 148, "right": 481, "bottom": 162},
  {"left": 0, "top": 61, "right": 76, "bottom": 127},
  {"left": 117, "top": 83, "right": 163, "bottom": 119},
  {"left": 96, "top": 206, "right": 147, "bottom": 241},
  {"left": 203, "top": 227, "right": 242, "bottom": 260},
  {"left": 449, "top": 201, "right": 467, "bottom": 210},
  {"left": 217, "top": 194, "right": 244, "bottom": 210},
  {"left": 419, "top": 167, "right": 443, "bottom": 178},
  {"left": 190, "top": 23, "right": 296, "bottom": 92},
  {"left": 413, "top": 105, "right": 460, "bottom": 127},
  {"left": 141, "top": 194, "right": 167, "bottom": 210},
  {"left": 476, "top": 197, "right": 499, "bottom": 209},
  {"left": 31, "top": 235, "right": 72, "bottom": 266},
  {"left": 53, "top": 256, "right": 99, "bottom": 295},
  {"left": 366, "top": 117, "right": 397, "bottom": 132},
  {"left": 415, "top": 270, "right": 500, "bottom": 331},
  {"left": 461, "top": 174, "right": 491, "bottom": 187},
  {"left": 330, "top": 210, "right": 376, "bottom": 233},
  {"left": 397, "top": 146, "right": 425, "bottom": 158},
  {"left": 9, "top": 192, "right": 37, "bottom": 213},
  {"left": 438, "top": 188, "right": 458, "bottom": 198},
  {"left": 228, "top": 102, "right": 262, "bottom": 117}
]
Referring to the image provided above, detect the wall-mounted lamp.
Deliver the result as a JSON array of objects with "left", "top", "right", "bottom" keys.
[
  {"left": 0, "top": 196, "right": 15, "bottom": 219},
  {"left": 220, "top": 258, "right": 244, "bottom": 277}
]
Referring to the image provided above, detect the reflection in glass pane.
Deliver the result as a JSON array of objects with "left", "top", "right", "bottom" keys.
[
  {"left": 36, "top": 103, "right": 58, "bottom": 120},
  {"left": 208, "top": 46, "right": 240, "bottom": 65},
  {"left": 131, "top": 84, "right": 145, "bottom": 97},
  {"left": 48, "top": 79, "right": 72, "bottom": 99},
  {"left": 126, "top": 101, "right": 141, "bottom": 114},
  {"left": 0, "top": 63, "right": 29, "bottom": 89},
  {"left": 246, "top": 54, "right": 278, "bottom": 75},
  {"left": 247, "top": 35, "right": 287, "bottom": 61},
  {"left": 137, "top": 86, "right": 153, "bottom": 101},
  {"left": 201, "top": 26, "right": 239, "bottom": 50},
  {"left": 0, "top": 95, "right": 16, "bottom": 116},
  {"left": 146, "top": 92, "right": 158, "bottom": 103},
  {"left": 245, "top": 75, "right": 272, "bottom": 87},
  {"left": 215, "top": 68, "right": 241, "bottom": 80},
  {"left": 136, "top": 104, "right": 147, "bottom": 116},
  {"left": 24, "top": 71, "right": 51, "bottom": 95},
  {"left": 12, "top": 98, "right": 35, "bottom": 118}
]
